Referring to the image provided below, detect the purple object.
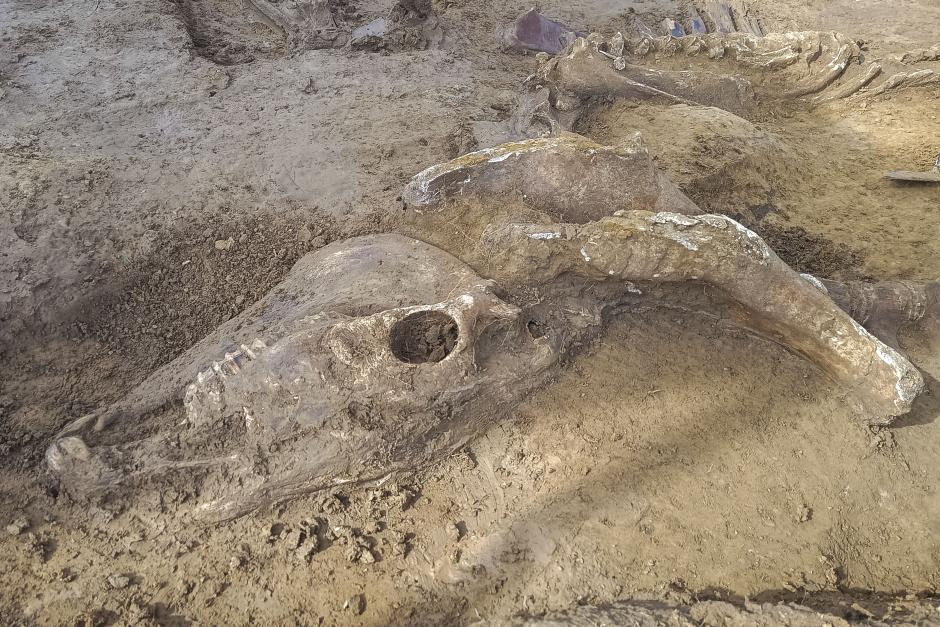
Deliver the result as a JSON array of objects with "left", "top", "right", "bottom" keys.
[
  {"left": 687, "top": 8, "right": 708, "bottom": 34},
  {"left": 661, "top": 18, "right": 686, "bottom": 37},
  {"left": 499, "top": 8, "right": 580, "bottom": 54}
]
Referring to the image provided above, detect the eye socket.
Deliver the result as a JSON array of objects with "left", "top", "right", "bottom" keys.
[
  {"left": 390, "top": 311, "right": 459, "bottom": 364},
  {"left": 526, "top": 319, "right": 547, "bottom": 339}
]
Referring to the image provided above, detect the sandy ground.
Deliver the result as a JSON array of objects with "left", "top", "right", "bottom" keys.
[{"left": 1, "top": 0, "right": 939, "bottom": 624}]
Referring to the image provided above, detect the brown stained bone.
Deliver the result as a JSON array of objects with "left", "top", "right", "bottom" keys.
[
  {"left": 644, "top": 32, "right": 940, "bottom": 102},
  {"left": 812, "top": 63, "right": 882, "bottom": 104},
  {"left": 532, "top": 37, "right": 756, "bottom": 116},
  {"left": 866, "top": 69, "right": 940, "bottom": 96},
  {"left": 519, "top": 30, "right": 940, "bottom": 130},
  {"left": 703, "top": 0, "right": 735, "bottom": 34},
  {"left": 472, "top": 213, "right": 923, "bottom": 423},
  {"left": 817, "top": 279, "right": 940, "bottom": 351},
  {"left": 402, "top": 133, "right": 702, "bottom": 220},
  {"left": 898, "top": 45, "right": 940, "bottom": 64},
  {"left": 48, "top": 235, "right": 572, "bottom": 521},
  {"left": 401, "top": 138, "right": 926, "bottom": 422}
]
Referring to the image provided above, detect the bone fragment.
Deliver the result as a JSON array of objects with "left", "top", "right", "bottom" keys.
[
  {"left": 867, "top": 69, "right": 939, "bottom": 96},
  {"left": 819, "top": 279, "right": 940, "bottom": 350},
  {"left": 897, "top": 44, "right": 940, "bottom": 64},
  {"left": 687, "top": 9, "right": 708, "bottom": 35},
  {"left": 813, "top": 63, "right": 882, "bottom": 104},
  {"left": 535, "top": 37, "right": 755, "bottom": 115},
  {"left": 782, "top": 40, "right": 855, "bottom": 98},
  {"left": 704, "top": 0, "right": 735, "bottom": 34}
]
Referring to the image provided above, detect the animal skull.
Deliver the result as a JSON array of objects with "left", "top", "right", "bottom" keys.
[{"left": 46, "top": 134, "right": 931, "bottom": 521}]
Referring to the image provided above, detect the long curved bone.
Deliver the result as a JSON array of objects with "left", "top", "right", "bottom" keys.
[{"left": 474, "top": 213, "right": 923, "bottom": 421}]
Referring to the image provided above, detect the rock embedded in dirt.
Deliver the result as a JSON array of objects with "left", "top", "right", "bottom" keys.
[
  {"left": 5, "top": 517, "right": 28, "bottom": 536},
  {"left": 350, "top": 0, "right": 442, "bottom": 52},
  {"left": 387, "top": 530, "right": 411, "bottom": 558},
  {"left": 344, "top": 593, "right": 366, "bottom": 615},
  {"left": 283, "top": 528, "right": 304, "bottom": 551},
  {"left": 107, "top": 574, "right": 131, "bottom": 590},
  {"left": 295, "top": 540, "right": 319, "bottom": 563},
  {"left": 265, "top": 522, "right": 286, "bottom": 543}
]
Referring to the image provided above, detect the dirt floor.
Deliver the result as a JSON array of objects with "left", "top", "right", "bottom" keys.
[{"left": 1, "top": 0, "right": 939, "bottom": 624}]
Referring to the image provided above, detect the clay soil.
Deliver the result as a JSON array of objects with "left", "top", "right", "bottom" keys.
[{"left": 1, "top": 0, "right": 939, "bottom": 624}]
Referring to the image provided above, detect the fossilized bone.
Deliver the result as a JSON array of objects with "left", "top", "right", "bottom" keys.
[
  {"left": 405, "top": 135, "right": 939, "bottom": 357},
  {"left": 46, "top": 136, "right": 928, "bottom": 521},
  {"left": 815, "top": 278, "right": 940, "bottom": 351},
  {"left": 403, "top": 132, "right": 702, "bottom": 219},
  {"left": 532, "top": 34, "right": 757, "bottom": 116},
  {"left": 508, "top": 31, "right": 940, "bottom": 135},
  {"left": 481, "top": 29, "right": 937, "bottom": 215},
  {"left": 247, "top": 0, "right": 351, "bottom": 50},
  {"left": 246, "top": 0, "right": 441, "bottom": 52},
  {"left": 887, "top": 154, "right": 940, "bottom": 184},
  {"left": 401, "top": 136, "right": 925, "bottom": 417},
  {"left": 48, "top": 235, "right": 567, "bottom": 521},
  {"left": 629, "top": 31, "right": 940, "bottom": 102},
  {"left": 350, "top": 0, "right": 442, "bottom": 52}
]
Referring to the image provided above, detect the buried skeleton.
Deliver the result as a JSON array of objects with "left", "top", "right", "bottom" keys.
[{"left": 45, "top": 133, "right": 938, "bottom": 521}]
